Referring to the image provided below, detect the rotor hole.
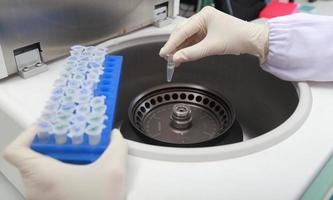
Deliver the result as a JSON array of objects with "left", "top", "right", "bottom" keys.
[
  {"left": 180, "top": 93, "right": 186, "bottom": 99},
  {"left": 219, "top": 110, "right": 225, "bottom": 116},
  {"left": 140, "top": 106, "right": 146, "bottom": 113},
  {"left": 195, "top": 96, "right": 202, "bottom": 102},
  {"left": 136, "top": 116, "right": 141, "bottom": 122},
  {"left": 215, "top": 105, "right": 221, "bottom": 112},
  {"left": 145, "top": 102, "right": 151, "bottom": 109},
  {"left": 209, "top": 101, "right": 216, "bottom": 108},
  {"left": 150, "top": 99, "right": 156, "bottom": 105},
  {"left": 172, "top": 93, "right": 179, "bottom": 100},
  {"left": 203, "top": 98, "right": 209, "bottom": 105},
  {"left": 157, "top": 96, "right": 163, "bottom": 102},
  {"left": 137, "top": 111, "right": 143, "bottom": 117},
  {"left": 164, "top": 94, "right": 171, "bottom": 101},
  {"left": 222, "top": 115, "right": 227, "bottom": 120},
  {"left": 188, "top": 94, "right": 194, "bottom": 100}
]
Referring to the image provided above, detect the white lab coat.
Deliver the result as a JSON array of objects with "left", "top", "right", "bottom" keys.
[{"left": 262, "top": 13, "right": 333, "bottom": 81}]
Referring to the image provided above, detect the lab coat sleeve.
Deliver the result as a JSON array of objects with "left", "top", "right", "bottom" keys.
[{"left": 261, "top": 13, "right": 333, "bottom": 81}]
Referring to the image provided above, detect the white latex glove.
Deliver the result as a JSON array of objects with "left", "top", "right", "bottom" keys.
[
  {"left": 3, "top": 127, "right": 127, "bottom": 200},
  {"left": 159, "top": 6, "right": 269, "bottom": 64}
]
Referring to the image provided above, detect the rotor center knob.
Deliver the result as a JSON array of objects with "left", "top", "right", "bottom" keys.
[{"left": 171, "top": 104, "right": 192, "bottom": 130}]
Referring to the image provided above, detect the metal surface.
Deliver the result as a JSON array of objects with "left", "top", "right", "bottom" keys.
[
  {"left": 0, "top": 0, "right": 175, "bottom": 77},
  {"left": 110, "top": 38, "right": 300, "bottom": 146},
  {"left": 128, "top": 84, "right": 236, "bottom": 147}
]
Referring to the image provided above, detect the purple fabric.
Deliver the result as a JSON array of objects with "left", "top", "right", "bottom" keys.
[{"left": 262, "top": 13, "right": 333, "bottom": 81}]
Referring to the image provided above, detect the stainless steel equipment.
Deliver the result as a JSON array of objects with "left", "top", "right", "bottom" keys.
[{"left": 0, "top": 0, "right": 176, "bottom": 79}]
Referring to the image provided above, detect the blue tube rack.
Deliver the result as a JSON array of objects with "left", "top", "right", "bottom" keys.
[{"left": 31, "top": 55, "right": 123, "bottom": 164}]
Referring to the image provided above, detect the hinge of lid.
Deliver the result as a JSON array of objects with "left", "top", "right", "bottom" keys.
[
  {"left": 154, "top": 2, "right": 172, "bottom": 28},
  {"left": 14, "top": 42, "right": 48, "bottom": 79}
]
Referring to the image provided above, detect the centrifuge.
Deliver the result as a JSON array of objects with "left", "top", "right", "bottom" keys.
[{"left": 1, "top": 0, "right": 333, "bottom": 199}]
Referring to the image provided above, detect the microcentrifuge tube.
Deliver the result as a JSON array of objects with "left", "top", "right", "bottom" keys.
[
  {"left": 79, "top": 88, "right": 93, "bottom": 96},
  {"left": 56, "top": 111, "right": 72, "bottom": 123},
  {"left": 92, "top": 105, "right": 107, "bottom": 115},
  {"left": 82, "top": 80, "right": 96, "bottom": 90},
  {"left": 52, "top": 87, "right": 65, "bottom": 96},
  {"left": 60, "top": 103, "right": 76, "bottom": 114},
  {"left": 70, "top": 50, "right": 81, "bottom": 57},
  {"left": 73, "top": 73, "right": 85, "bottom": 82},
  {"left": 75, "top": 104, "right": 91, "bottom": 115},
  {"left": 68, "top": 79, "right": 81, "bottom": 88},
  {"left": 71, "top": 45, "right": 86, "bottom": 53},
  {"left": 93, "top": 55, "right": 105, "bottom": 63},
  {"left": 53, "top": 123, "right": 69, "bottom": 144},
  {"left": 87, "top": 113, "right": 107, "bottom": 124},
  {"left": 90, "top": 96, "right": 106, "bottom": 108},
  {"left": 54, "top": 78, "right": 68, "bottom": 87},
  {"left": 44, "top": 102, "right": 59, "bottom": 113},
  {"left": 70, "top": 124, "right": 85, "bottom": 144},
  {"left": 36, "top": 120, "right": 52, "bottom": 143},
  {"left": 87, "top": 72, "right": 100, "bottom": 82},
  {"left": 75, "top": 94, "right": 91, "bottom": 104},
  {"left": 86, "top": 124, "right": 105, "bottom": 145},
  {"left": 90, "top": 68, "right": 104, "bottom": 76},
  {"left": 166, "top": 54, "right": 175, "bottom": 82},
  {"left": 71, "top": 113, "right": 87, "bottom": 125},
  {"left": 49, "top": 95, "right": 62, "bottom": 103},
  {"left": 62, "top": 95, "right": 75, "bottom": 105},
  {"left": 64, "top": 87, "right": 77, "bottom": 96},
  {"left": 66, "top": 56, "right": 79, "bottom": 62}
]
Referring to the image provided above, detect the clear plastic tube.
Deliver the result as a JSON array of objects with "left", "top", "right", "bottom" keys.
[
  {"left": 68, "top": 79, "right": 81, "bottom": 88},
  {"left": 73, "top": 74, "right": 85, "bottom": 82},
  {"left": 66, "top": 56, "right": 79, "bottom": 62},
  {"left": 75, "top": 65, "right": 89, "bottom": 74},
  {"left": 166, "top": 54, "right": 175, "bottom": 82},
  {"left": 85, "top": 124, "right": 105, "bottom": 145},
  {"left": 44, "top": 102, "right": 59, "bottom": 113},
  {"left": 87, "top": 113, "right": 107, "bottom": 124},
  {"left": 75, "top": 103, "right": 91, "bottom": 115},
  {"left": 87, "top": 72, "right": 100, "bottom": 82},
  {"left": 90, "top": 68, "right": 104, "bottom": 76},
  {"left": 71, "top": 45, "right": 86, "bottom": 53},
  {"left": 90, "top": 96, "right": 106, "bottom": 108},
  {"left": 52, "top": 87, "right": 65, "bottom": 97},
  {"left": 71, "top": 113, "right": 87, "bottom": 125},
  {"left": 64, "top": 87, "right": 77, "bottom": 96},
  {"left": 56, "top": 111, "right": 72, "bottom": 123},
  {"left": 82, "top": 80, "right": 96, "bottom": 90},
  {"left": 60, "top": 103, "right": 76, "bottom": 114},
  {"left": 92, "top": 105, "right": 107, "bottom": 115},
  {"left": 53, "top": 123, "right": 69, "bottom": 144},
  {"left": 60, "top": 71, "right": 72, "bottom": 79},
  {"left": 49, "top": 95, "right": 62, "bottom": 103},
  {"left": 79, "top": 88, "right": 93, "bottom": 96},
  {"left": 94, "top": 56, "right": 105, "bottom": 63},
  {"left": 88, "top": 62, "right": 102, "bottom": 69},
  {"left": 70, "top": 50, "right": 81, "bottom": 57},
  {"left": 70, "top": 124, "right": 85, "bottom": 144},
  {"left": 66, "top": 59, "right": 77, "bottom": 67},
  {"left": 62, "top": 95, "right": 75, "bottom": 105},
  {"left": 54, "top": 78, "right": 68, "bottom": 87},
  {"left": 36, "top": 120, "right": 52, "bottom": 143},
  {"left": 75, "top": 94, "right": 91, "bottom": 104}
]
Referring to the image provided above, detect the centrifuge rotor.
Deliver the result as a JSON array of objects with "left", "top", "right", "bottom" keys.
[{"left": 128, "top": 84, "right": 236, "bottom": 147}]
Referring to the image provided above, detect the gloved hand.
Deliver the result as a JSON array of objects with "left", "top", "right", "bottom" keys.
[
  {"left": 3, "top": 127, "right": 127, "bottom": 200},
  {"left": 159, "top": 6, "right": 269, "bottom": 64}
]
